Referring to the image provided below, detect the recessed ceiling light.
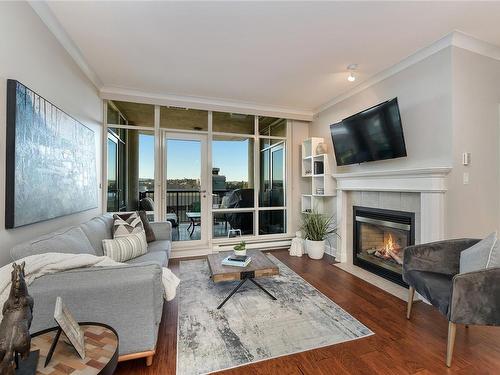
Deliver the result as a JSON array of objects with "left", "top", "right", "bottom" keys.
[{"left": 347, "top": 64, "right": 358, "bottom": 82}]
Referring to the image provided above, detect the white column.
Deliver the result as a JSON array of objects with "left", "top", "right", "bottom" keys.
[
  {"left": 420, "top": 192, "right": 446, "bottom": 243},
  {"left": 336, "top": 190, "right": 349, "bottom": 262}
]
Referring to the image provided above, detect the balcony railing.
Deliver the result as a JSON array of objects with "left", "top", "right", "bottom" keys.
[{"left": 140, "top": 189, "right": 201, "bottom": 223}]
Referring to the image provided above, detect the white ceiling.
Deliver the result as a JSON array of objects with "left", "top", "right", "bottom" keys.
[{"left": 43, "top": 1, "right": 500, "bottom": 113}]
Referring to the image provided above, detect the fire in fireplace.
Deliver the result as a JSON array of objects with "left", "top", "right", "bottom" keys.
[{"left": 353, "top": 206, "right": 415, "bottom": 286}]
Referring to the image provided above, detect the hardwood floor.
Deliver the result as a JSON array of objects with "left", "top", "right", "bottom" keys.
[{"left": 115, "top": 250, "right": 500, "bottom": 374}]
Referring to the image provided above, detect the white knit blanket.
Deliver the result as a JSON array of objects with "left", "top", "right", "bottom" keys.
[{"left": 0, "top": 252, "right": 180, "bottom": 320}]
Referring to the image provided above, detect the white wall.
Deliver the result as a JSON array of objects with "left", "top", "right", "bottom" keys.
[
  {"left": 0, "top": 2, "right": 102, "bottom": 266},
  {"left": 448, "top": 47, "right": 500, "bottom": 238},
  {"left": 310, "top": 47, "right": 453, "bottom": 174}
]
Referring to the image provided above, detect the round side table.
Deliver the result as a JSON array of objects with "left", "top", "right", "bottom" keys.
[{"left": 31, "top": 322, "right": 118, "bottom": 375}]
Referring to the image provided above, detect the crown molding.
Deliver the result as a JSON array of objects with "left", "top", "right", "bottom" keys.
[
  {"left": 451, "top": 30, "right": 500, "bottom": 61},
  {"left": 314, "top": 30, "right": 500, "bottom": 115},
  {"left": 30, "top": 2, "right": 500, "bottom": 122},
  {"left": 100, "top": 86, "right": 314, "bottom": 121},
  {"left": 28, "top": 1, "right": 102, "bottom": 89}
]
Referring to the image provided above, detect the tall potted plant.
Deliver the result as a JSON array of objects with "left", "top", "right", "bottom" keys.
[{"left": 301, "top": 211, "right": 338, "bottom": 259}]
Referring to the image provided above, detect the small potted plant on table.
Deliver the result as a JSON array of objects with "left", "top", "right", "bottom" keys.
[
  {"left": 301, "top": 211, "right": 338, "bottom": 260},
  {"left": 233, "top": 241, "right": 247, "bottom": 256}
]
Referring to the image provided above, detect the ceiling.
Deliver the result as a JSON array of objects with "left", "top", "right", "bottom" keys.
[{"left": 43, "top": 1, "right": 500, "bottom": 113}]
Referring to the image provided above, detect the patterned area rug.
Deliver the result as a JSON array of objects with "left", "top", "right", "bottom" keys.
[{"left": 177, "top": 254, "right": 373, "bottom": 375}]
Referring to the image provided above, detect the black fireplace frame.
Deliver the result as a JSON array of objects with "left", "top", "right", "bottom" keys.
[{"left": 353, "top": 206, "right": 415, "bottom": 287}]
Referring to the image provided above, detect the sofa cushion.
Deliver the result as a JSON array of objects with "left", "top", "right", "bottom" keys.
[
  {"left": 102, "top": 231, "right": 148, "bottom": 262},
  {"left": 125, "top": 251, "right": 168, "bottom": 267},
  {"left": 113, "top": 212, "right": 144, "bottom": 237},
  {"left": 139, "top": 210, "right": 156, "bottom": 243},
  {"left": 79, "top": 214, "right": 114, "bottom": 256},
  {"left": 11, "top": 227, "right": 96, "bottom": 261},
  {"left": 147, "top": 240, "right": 171, "bottom": 257},
  {"left": 405, "top": 270, "right": 453, "bottom": 316},
  {"left": 460, "top": 232, "right": 496, "bottom": 273}
]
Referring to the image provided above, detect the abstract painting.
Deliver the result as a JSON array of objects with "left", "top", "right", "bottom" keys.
[{"left": 5, "top": 80, "right": 97, "bottom": 228}]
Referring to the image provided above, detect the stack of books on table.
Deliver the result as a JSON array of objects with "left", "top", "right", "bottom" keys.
[{"left": 222, "top": 255, "right": 252, "bottom": 267}]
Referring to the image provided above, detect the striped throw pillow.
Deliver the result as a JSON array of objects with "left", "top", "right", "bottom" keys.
[
  {"left": 102, "top": 230, "right": 148, "bottom": 262},
  {"left": 113, "top": 212, "right": 144, "bottom": 238}
]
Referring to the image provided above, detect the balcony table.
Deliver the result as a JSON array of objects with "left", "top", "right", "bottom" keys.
[{"left": 186, "top": 211, "right": 201, "bottom": 236}]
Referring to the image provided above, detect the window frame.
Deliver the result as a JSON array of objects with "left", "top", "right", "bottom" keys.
[{"left": 103, "top": 100, "right": 292, "bottom": 247}]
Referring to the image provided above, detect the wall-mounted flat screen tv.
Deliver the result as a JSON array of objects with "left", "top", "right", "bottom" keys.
[{"left": 330, "top": 98, "right": 407, "bottom": 166}]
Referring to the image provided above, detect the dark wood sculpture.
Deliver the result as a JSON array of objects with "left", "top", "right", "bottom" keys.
[{"left": 0, "top": 262, "right": 34, "bottom": 375}]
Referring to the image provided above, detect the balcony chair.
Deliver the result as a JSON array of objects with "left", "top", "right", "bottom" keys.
[
  {"left": 224, "top": 189, "right": 254, "bottom": 235},
  {"left": 403, "top": 238, "right": 500, "bottom": 367},
  {"left": 139, "top": 197, "right": 178, "bottom": 228}
]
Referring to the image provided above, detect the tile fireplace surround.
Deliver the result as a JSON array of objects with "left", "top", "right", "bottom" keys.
[{"left": 332, "top": 167, "right": 452, "bottom": 300}]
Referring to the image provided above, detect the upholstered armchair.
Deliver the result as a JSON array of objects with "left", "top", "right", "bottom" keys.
[{"left": 403, "top": 239, "right": 500, "bottom": 367}]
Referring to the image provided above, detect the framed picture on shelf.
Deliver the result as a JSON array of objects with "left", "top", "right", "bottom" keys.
[{"left": 53, "top": 297, "right": 86, "bottom": 359}]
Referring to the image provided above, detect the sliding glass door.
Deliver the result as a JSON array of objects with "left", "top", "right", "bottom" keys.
[{"left": 163, "top": 132, "right": 209, "bottom": 246}]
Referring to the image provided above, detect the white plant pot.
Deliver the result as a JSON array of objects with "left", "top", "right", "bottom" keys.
[
  {"left": 234, "top": 249, "right": 246, "bottom": 256},
  {"left": 306, "top": 239, "right": 325, "bottom": 260}
]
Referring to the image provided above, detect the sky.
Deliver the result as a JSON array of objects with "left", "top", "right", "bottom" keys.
[{"left": 139, "top": 135, "right": 250, "bottom": 181}]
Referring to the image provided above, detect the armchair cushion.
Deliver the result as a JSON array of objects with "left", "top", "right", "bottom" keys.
[
  {"left": 459, "top": 232, "right": 496, "bottom": 273},
  {"left": 405, "top": 270, "right": 453, "bottom": 315}
]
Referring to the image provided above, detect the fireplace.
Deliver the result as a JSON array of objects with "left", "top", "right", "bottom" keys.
[{"left": 353, "top": 206, "right": 415, "bottom": 286}]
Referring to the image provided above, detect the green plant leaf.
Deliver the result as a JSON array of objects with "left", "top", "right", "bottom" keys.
[{"left": 300, "top": 210, "right": 339, "bottom": 242}]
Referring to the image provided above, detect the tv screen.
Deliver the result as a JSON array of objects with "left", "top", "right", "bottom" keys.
[{"left": 330, "top": 98, "right": 407, "bottom": 166}]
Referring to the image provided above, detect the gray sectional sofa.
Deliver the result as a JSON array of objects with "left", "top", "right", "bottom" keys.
[{"left": 10, "top": 213, "right": 172, "bottom": 365}]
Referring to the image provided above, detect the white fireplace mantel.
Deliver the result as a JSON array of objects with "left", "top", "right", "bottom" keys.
[
  {"left": 332, "top": 167, "right": 452, "bottom": 193},
  {"left": 334, "top": 167, "right": 452, "bottom": 263}
]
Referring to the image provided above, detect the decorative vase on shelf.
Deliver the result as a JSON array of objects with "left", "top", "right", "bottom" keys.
[{"left": 316, "top": 142, "right": 327, "bottom": 155}]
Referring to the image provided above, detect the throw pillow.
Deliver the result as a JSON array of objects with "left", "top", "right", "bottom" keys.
[
  {"left": 460, "top": 232, "right": 497, "bottom": 273},
  {"left": 487, "top": 237, "right": 500, "bottom": 268},
  {"left": 138, "top": 210, "right": 156, "bottom": 243},
  {"left": 113, "top": 212, "right": 144, "bottom": 238},
  {"left": 102, "top": 230, "right": 148, "bottom": 262}
]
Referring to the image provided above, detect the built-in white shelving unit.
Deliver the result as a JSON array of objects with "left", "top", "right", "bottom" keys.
[{"left": 301, "top": 137, "right": 336, "bottom": 214}]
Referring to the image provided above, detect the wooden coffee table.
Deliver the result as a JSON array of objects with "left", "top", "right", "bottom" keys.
[{"left": 207, "top": 250, "right": 279, "bottom": 309}]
